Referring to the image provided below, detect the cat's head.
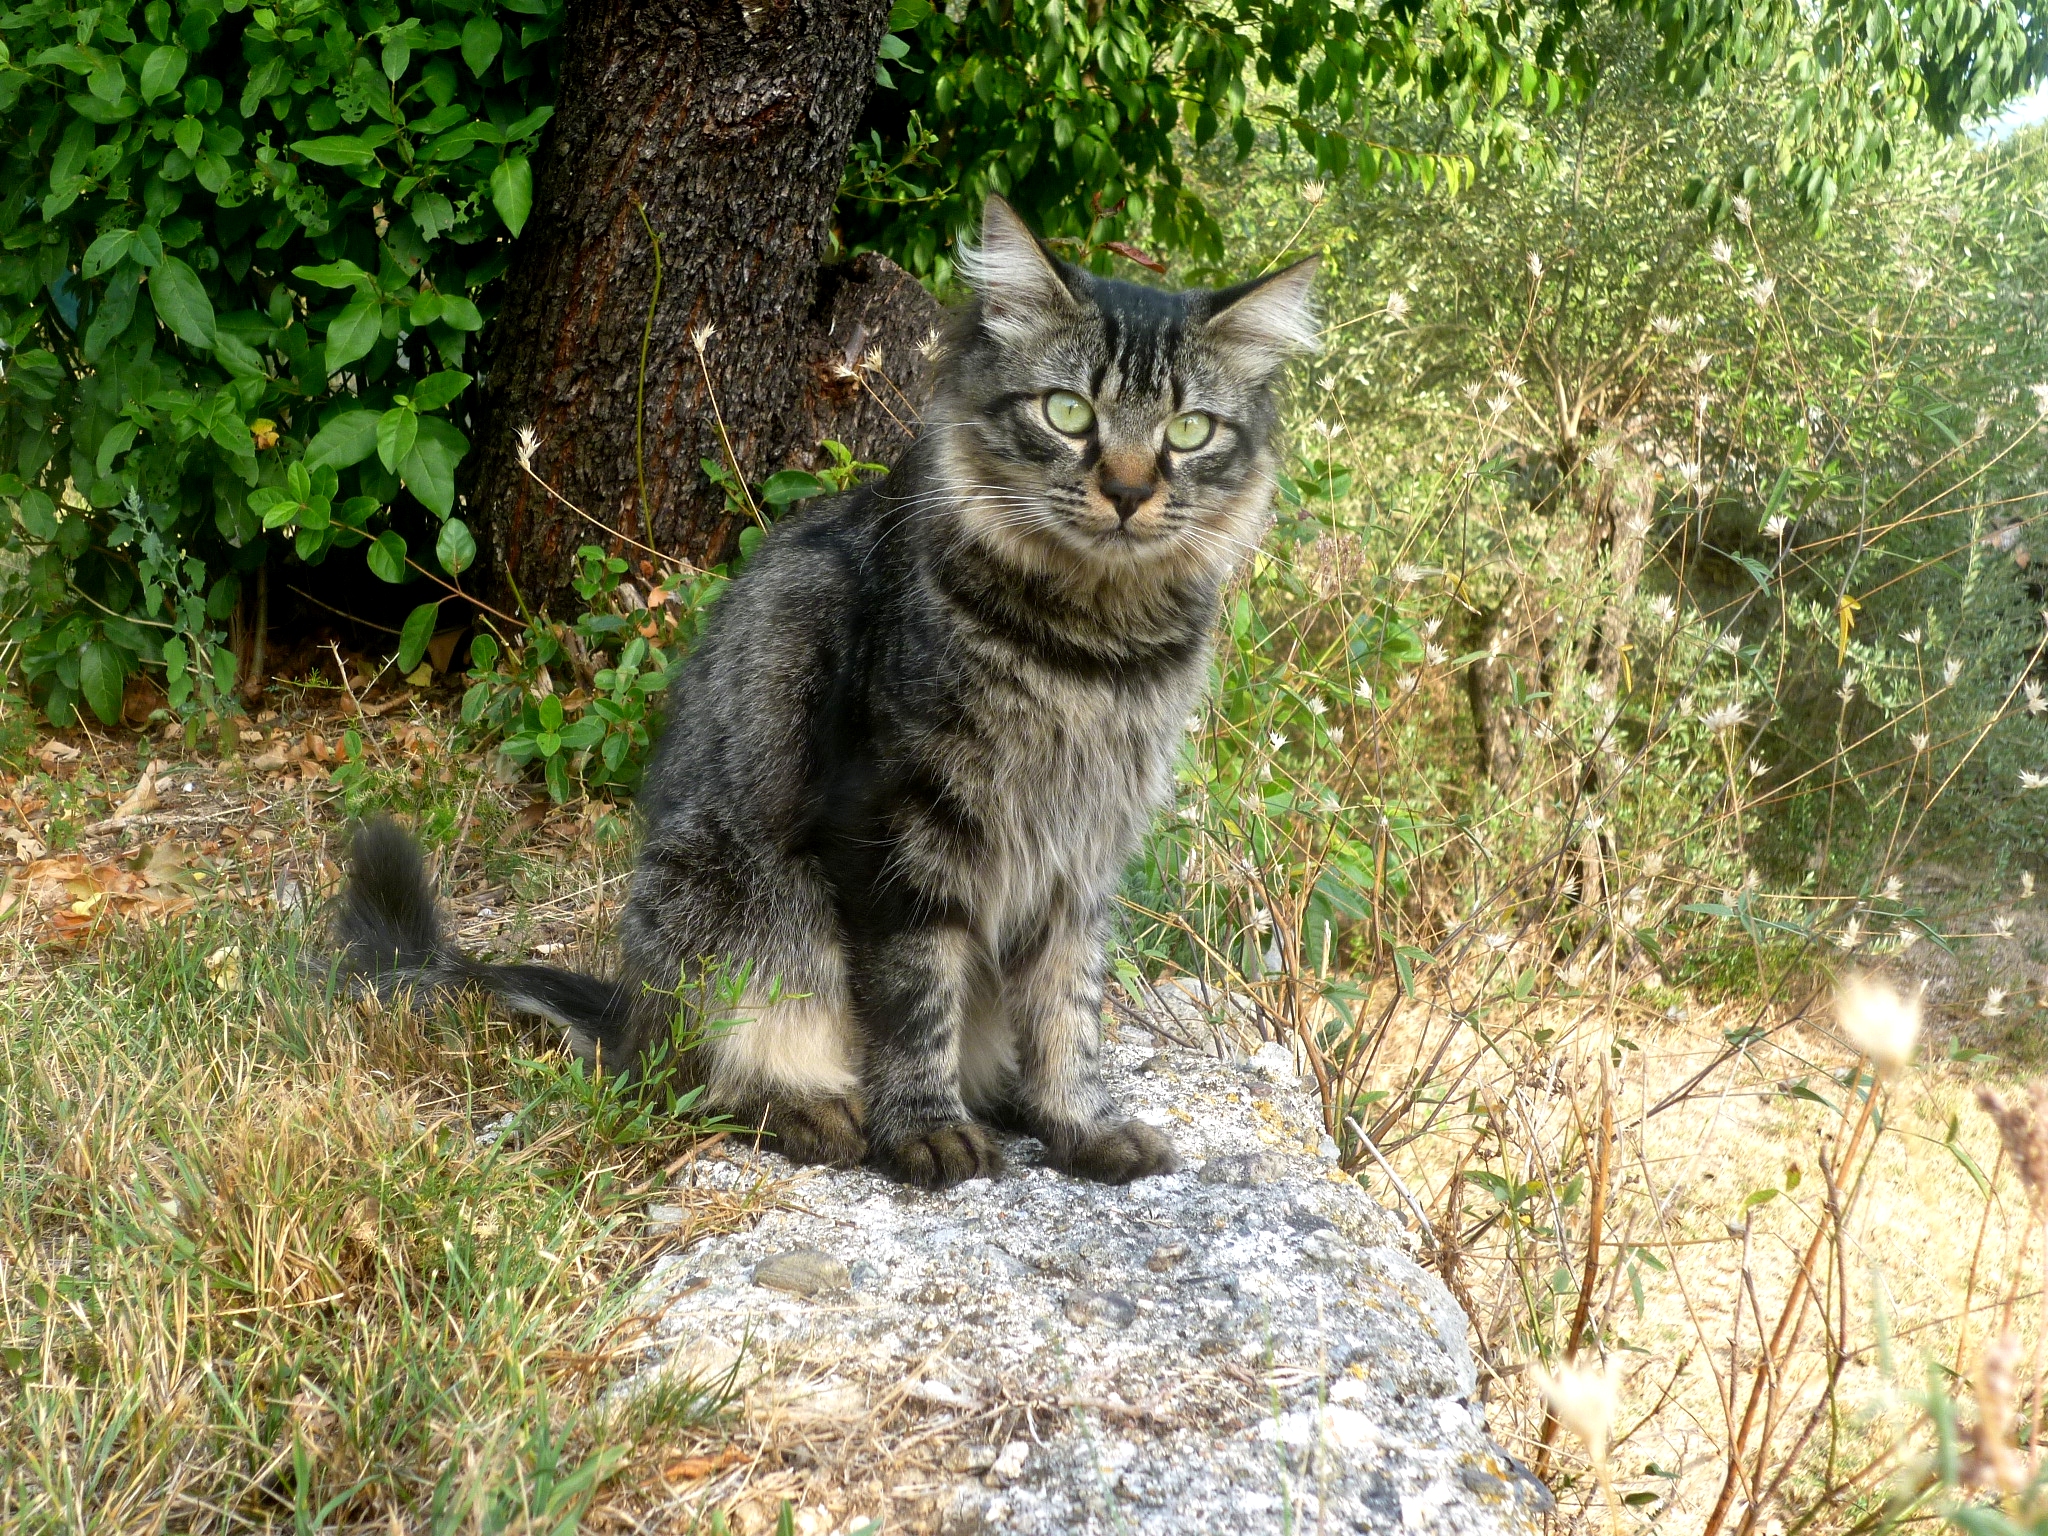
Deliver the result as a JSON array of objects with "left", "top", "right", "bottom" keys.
[{"left": 930, "top": 196, "right": 1317, "bottom": 585}]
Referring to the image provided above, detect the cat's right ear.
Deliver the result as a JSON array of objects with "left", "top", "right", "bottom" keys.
[{"left": 959, "top": 196, "right": 1078, "bottom": 343}]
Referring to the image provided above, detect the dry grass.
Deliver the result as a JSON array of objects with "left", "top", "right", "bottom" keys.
[{"left": 0, "top": 696, "right": 783, "bottom": 1535}]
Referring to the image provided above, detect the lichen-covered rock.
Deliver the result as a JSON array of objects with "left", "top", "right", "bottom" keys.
[{"left": 622, "top": 1032, "right": 1552, "bottom": 1534}]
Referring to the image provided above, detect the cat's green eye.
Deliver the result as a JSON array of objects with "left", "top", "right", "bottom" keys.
[
  {"left": 1166, "top": 411, "right": 1215, "bottom": 450},
  {"left": 1044, "top": 391, "right": 1096, "bottom": 436}
]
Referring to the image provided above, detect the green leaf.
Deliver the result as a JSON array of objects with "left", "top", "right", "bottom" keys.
[
  {"left": 490, "top": 155, "right": 533, "bottom": 236},
  {"left": 305, "top": 409, "right": 382, "bottom": 470},
  {"left": 377, "top": 406, "right": 419, "bottom": 474},
  {"left": 436, "top": 517, "right": 477, "bottom": 576},
  {"left": 80, "top": 640, "right": 128, "bottom": 725},
  {"left": 148, "top": 256, "right": 216, "bottom": 348},
  {"left": 15, "top": 489, "right": 59, "bottom": 540},
  {"left": 408, "top": 370, "right": 472, "bottom": 412},
  {"left": 212, "top": 331, "right": 266, "bottom": 378},
  {"left": 367, "top": 531, "right": 409, "bottom": 583},
  {"left": 436, "top": 296, "right": 483, "bottom": 331},
  {"left": 461, "top": 16, "right": 503, "bottom": 76},
  {"left": 138, "top": 45, "right": 187, "bottom": 102},
  {"left": 397, "top": 603, "right": 439, "bottom": 673},
  {"left": 759, "top": 469, "right": 828, "bottom": 507},
  {"left": 162, "top": 635, "right": 191, "bottom": 709},
  {"left": 293, "top": 135, "right": 382, "bottom": 167},
  {"left": 399, "top": 417, "right": 468, "bottom": 519},
  {"left": 324, "top": 295, "right": 383, "bottom": 372},
  {"left": 81, "top": 229, "right": 133, "bottom": 279},
  {"left": 292, "top": 259, "right": 372, "bottom": 290}
]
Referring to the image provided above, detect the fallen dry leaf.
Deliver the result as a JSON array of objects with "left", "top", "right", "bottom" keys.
[
  {"left": 110, "top": 770, "right": 160, "bottom": 821},
  {"left": 35, "top": 739, "right": 80, "bottom": 765},
  {"left": 660, "top": 1447, "right": 748, "bottom": 1483}
]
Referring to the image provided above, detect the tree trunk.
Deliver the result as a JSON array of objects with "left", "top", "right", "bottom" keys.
[{"left": 467, "top": 0, "right": 923, "bottom": 617}]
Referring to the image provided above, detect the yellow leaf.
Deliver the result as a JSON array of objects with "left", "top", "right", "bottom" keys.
[{"left": 1836, "top": 593, "right": 1861, "bottom": 664}]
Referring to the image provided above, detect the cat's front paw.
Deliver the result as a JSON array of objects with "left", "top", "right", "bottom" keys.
[
  {"left": 763, "top": 1096, "right": 868, "bottom": 1168},
  {"left": 876, "top": 1120, "right": 1007, "bottom": 1189},
  {"left": 1050, "top": 1118, "right": 1180, "bottom": 1184}
]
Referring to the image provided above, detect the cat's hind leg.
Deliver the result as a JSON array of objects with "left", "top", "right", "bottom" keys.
[{"left": 702, "top": 986, "right": 869, "bottom": 1168}]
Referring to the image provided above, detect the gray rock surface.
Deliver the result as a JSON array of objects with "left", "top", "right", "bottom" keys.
[{"left": 621, "top": 1032, "right": 1552, "bottom": 1535}]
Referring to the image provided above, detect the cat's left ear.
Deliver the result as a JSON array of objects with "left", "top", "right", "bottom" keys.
[{"left": 1204, "top": 258, "right": 1321, "bottom": 376}]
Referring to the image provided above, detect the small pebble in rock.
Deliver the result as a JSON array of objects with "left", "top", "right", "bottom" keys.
[
  {"left": 947, "top": 1443, "right": 999, "bottom": 1474},
  {"left": 1063, "top": 1289, "right": 1138, "bottom": 1328},
  {"left": 1136, "top": 1052, "right": 1173, "bottom": 1074},
  {"left": 644, "top": 1202, "right": 687, "bottom": 1234},
  {"left": 1198, "top": 1151, "right": 1290, "bottom": 1186},
  {"left": 753, "top": 1249, "right": 851, "bottom": 1297},
  {"left": 988, "top": 1441, "right": 1031, "bottom": 1484},
  {"left": 1145, "top": 1241, "right": 1191, "bottom": 1272}
]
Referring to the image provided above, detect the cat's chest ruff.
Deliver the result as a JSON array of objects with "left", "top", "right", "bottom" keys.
[{"left": 955, "top": 664, "right": 1188, "bottom": 931}]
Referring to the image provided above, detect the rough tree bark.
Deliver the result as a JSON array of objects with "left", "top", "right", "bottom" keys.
[{"left": 467, "top": 0, "right": 939, "bottom": 616}]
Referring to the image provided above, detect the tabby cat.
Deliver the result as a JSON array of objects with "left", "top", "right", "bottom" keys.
[{"left": 336, "top": 197, "right": 1316, "bottom": 1189}]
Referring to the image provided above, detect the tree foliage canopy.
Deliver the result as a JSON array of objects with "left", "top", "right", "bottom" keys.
[
  {"left": 0, "top": 0, "right": 2043, "bottom": 729},
  {"left": 846, "top": 0, "right": 2048, "bottom": 277}
]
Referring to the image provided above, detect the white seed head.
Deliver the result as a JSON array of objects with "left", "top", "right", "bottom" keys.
[
  {"left": 1748, "top": 276, "right": 1777, "bottom": 307},
  {"left": 1527, "top": 252, "right": 1545, "bottom": 278},
  {"left": 514, "top": 426, "right": 541, "bottom": 471},
  {"left": 1835, "top": 973, "right": 1921, "bottom": 1076},
  {"left": 2021, "top": 770, "right": 2048, "bottom": 791},
  {"left": 1385, "top": 291, "right": 1410, "bottom": 322},
  {"left": 1731, "top": 195, "right": 1753, "bottom": 226},
  {"left": 1764, "top": 514, "right": 1790, "bottom": 540},
  {"left": 1944, "top": 657, "right": 1964, "bottom": 687},
  {"left": 1709, "top": 236, "right": 1734, "bottom": 265},
  {"left": 1532, "top": 1362, "right": 1617, "bottom": 1467},
  {"left": 1910, "top": 732, "right": 1930, "bottom": 754},
  {"left": 1701, "top": 703, "right": 1747, "bottom": 732},
  {"left": 2024, "top": 681, "right": 2044, "bottom": 715},
  {"left": 1882, "top": 876, "right": 1904, "bottom": 900},
  {"left": 1836, "top": 913, "right": 1863, "bottom": 950},
  {"left": 1984, "top": 988, "right": 2009, "bottom": 1017},
  {"left": 1650, "top": 315, "right": 1681, "bottom": 335},
  {"left": 690, "top": 322, "right": 717, "bottom": 353},
  {"left": 2024, "top": 872, "right": 2036, "bottom": 898},
  {"left": 1899, "top": 628, "right": 1923, "bottom": 646}
]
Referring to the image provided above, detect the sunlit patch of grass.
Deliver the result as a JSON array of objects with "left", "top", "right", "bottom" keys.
[{"left": 0, "top": 892, "right": 747, "bottom": 1532}]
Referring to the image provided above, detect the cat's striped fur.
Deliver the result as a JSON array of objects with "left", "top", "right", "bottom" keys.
[{"left": 335, "top": 198, "right": 1316, "bottom": 1188}]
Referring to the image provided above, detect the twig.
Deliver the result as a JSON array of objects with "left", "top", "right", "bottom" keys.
[{"left": 1345, "top": 1115, "right": 1436, "bottom": 1246}]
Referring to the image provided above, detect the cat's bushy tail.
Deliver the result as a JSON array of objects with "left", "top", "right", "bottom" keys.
[{"left": 333, "top": 817, "right": 644, "bottom": 1072}]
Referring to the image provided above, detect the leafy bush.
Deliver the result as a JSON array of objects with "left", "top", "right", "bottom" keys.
[{"left": 0, "top": 0, "right": 561, "bottom": 727}]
